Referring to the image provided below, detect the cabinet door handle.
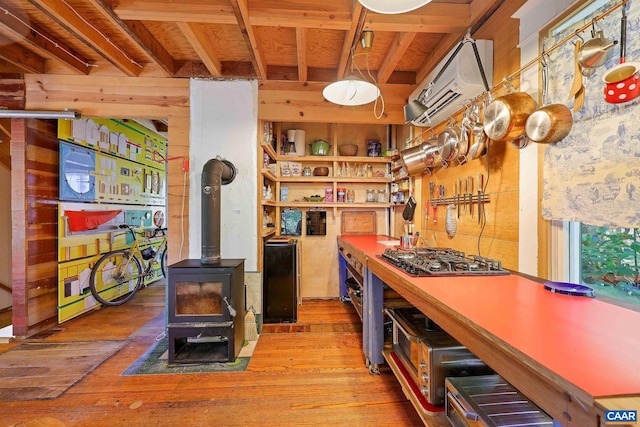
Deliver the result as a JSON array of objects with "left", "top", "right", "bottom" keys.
[{"left": 447, "top": 391, "right": 479, "bottom": 421}]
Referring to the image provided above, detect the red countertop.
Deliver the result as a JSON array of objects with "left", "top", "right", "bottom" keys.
[{"left": 339, "top": 234, "right": 640, "bottom": 399}]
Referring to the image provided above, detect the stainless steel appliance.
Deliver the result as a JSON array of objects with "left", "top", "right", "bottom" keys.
[
  {"left": 386, "top": 307, "right": 493, "bottom": 406},
  {"left": 446, "top": 374, "right": 554, "bottom": 427},
  {"left": 263, "top": 238, "right": 301, "bottom": 323},
  {"left": 379, "top": 247, "right": 508, "bottom": 276}
]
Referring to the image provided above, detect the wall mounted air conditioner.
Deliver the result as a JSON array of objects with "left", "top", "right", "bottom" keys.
[{"left": 409, "top": 39, "right": 493, "bottom": 127}]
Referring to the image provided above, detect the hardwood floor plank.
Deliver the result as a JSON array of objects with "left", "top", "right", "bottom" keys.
[{"left": 0, "top": 281, "right": 434, "bottom": 426}]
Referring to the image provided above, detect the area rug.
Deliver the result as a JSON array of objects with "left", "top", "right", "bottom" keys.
[
  {"left": 122, "top": 337, "right": 258, "bottom": 375},
  {"left": 0, "top": 340, "right": 128, "bottom": 401}
]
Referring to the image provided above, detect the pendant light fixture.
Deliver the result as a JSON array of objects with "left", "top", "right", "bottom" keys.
[
  {"left": 323, "top": 31, "right": 380, "bottom": 107},
  {"left": 358, "top": 0, "right": 432, "bottom": 14}
]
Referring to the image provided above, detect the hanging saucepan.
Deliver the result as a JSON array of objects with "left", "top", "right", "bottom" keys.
[
  {"left": 483, "top": 86, "right": 537, "bottom": 143},
  {"left": 525, "top": 54, "right": 574, "bottom": 144},
  {"left": 437, "top": 119, "right": 462, "bottom": 167},
  {"left": 465, "top": 101, "right": 488, "bottom": 160},
  {"left": 424, "top": 134, "right": 441, "bottom": 168},
  {"left": 400, "top": 143, "right": 429, "bottom": 176},
  {"left": 603, "top": 5, "right": 640, "bottom": 104},
  {"left": 456, "top": 112, "right": 471, "bottom": 165},
  {"left": 525, "top": 104, "right": 573, "bottom": 143}
]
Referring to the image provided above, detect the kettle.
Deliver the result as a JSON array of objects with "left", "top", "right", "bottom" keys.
[{"left": 578, "top": 30, "right": 617, "bottom": 72}]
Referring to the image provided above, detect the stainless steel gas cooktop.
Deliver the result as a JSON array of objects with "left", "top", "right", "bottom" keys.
[{"left": 378, "top": 247, "right": 509, "bottom": 277}]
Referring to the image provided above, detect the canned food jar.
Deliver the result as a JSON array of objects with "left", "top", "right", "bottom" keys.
[
  {"left": 377, "top": 189, "right": 387, "bottom": 203},
  {"left": 366, "top": 189, "right": 376, "bottom": 202},
  {"left": 337, "top": 188, "right": 347, "bottom": 202},
  {"left": 367, "top": 140, "right": 381, "bottom": 157}
]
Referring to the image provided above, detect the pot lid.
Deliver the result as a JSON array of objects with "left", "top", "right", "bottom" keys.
[{"left": 543, "top": 281, "right": 595, "bottom": 297}]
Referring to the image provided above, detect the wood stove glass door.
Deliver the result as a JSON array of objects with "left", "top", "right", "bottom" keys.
[{"left": 170, "top": 273, "right": 231, "bottom": 323}]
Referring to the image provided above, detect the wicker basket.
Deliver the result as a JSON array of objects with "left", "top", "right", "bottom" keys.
[{"left": 339, "top": 144, "right": 358, "bottom": 156}]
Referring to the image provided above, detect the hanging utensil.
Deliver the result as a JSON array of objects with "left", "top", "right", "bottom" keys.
[
  {"left": 568, "top": 39, "right": 586, "bottom": 111},
  {"left": 526, "top": 54, "right": 574, "bottom": 144},
  {"left": 578, "top": 20, "right": 617, "bottom": 71},
  {"left": 483, "top": 82, "right": 537, "bottom": 143},
  {"left": 603, "top": 5, "right": 640, "bottom": 104},
  {"left": 445, "top": 204, "right": 457, "bottom": 238}
]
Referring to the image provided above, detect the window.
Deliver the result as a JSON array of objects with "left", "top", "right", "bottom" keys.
[{"left": 573, "top": 223, "right": 640, "bottom": 310}]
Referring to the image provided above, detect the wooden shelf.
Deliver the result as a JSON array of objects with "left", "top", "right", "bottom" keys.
[
  {"left": 382, "top": 349, "right": 448, "bottom": 426},
  {"left": 277, "top": 202, "right": 392, "bottom": 208},
  {"left": 279, "top": 176, "right": 391, "bottom": 184},
  {"left": 278, "top": 155, "right": 391, "bottom": 163},
  {"left": 261, "top": 142, "right": 277, "bottom": 159},
  {"left": 347, "top": 287, "right": 363, "bottom": 320},
  {"left": 261, "top": 168, "right": 277, "bottom": 181},
  {"left": 261, "top": 227, "right": 277, "bottom": 238}
]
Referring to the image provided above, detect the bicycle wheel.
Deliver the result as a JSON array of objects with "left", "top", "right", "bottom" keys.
[
  {"left": 160, "top": 249, "right": 168, "bottom": 278},
  {"left": 90, "top": 250, "right": 143, "bottom": 306}
]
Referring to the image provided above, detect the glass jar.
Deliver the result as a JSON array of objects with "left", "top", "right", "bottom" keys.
[
  {"left": 366, "top": 189, "right": 376, "bottom": 202},
  {"left": 347, "top": 189, "right": 355, "bottom": 203},
  {"left": 377, "top": 189, "right": 387, "bottom": 203},
  {"left": 302, "top": 166, "right": 312, "bottom": 176}
]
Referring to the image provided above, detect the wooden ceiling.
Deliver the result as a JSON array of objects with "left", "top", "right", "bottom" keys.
[{"left": 0, "top": 0, "right": 505, "bottom": 87}]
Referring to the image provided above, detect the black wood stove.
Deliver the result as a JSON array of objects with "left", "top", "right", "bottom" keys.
[
  {"left": 167, "top": 259, "right": 245, "bottom": 364},
  {"left": 166, "top": 157, "right": 244, "bottom": 365}
]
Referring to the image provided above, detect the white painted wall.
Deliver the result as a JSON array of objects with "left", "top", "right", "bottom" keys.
[
  {"left": 188, "top": 79, "right": 259, "bottom": 271},
  {"left": 513, "top": 0, "right": 580, "bottom": 276},
  {"left": 0, "top": 166, "right": 11, "bottom": 309}
]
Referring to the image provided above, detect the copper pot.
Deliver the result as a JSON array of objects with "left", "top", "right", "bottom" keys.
[
  {"left": 525, "top": 104, "right": 573, "bottom": 144},
  {"left": 483, "top": 92, "right": 537, "bottom": 142}
]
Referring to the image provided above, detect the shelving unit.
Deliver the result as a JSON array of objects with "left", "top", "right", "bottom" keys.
[{"left": 257, "top": 120, "right": 394, "bottom": 295}]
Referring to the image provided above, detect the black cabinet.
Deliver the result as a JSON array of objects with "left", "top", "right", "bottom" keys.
[{"left": 263, "top": 240, "right": 299, "bottom": 323}]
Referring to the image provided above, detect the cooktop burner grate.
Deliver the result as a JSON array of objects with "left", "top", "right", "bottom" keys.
[{"left": 378, "top": 247, "right": 509, "bottom": 276}]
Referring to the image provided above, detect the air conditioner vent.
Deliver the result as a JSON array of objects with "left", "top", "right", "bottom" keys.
[{"left": 409, "top": 39, "right": 493, "bottom": 127}]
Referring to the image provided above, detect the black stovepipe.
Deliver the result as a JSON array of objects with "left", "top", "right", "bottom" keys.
[{"left": 201, "top": 157, "right": 236, "bottom": 264}]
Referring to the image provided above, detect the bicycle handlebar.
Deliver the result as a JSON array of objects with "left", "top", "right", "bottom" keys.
[{"left": 118, "top": 224, "right": 167, "bottom": 238}]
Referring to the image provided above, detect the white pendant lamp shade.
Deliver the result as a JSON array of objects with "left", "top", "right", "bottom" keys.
[
  {"left": 358, "top": 0, "right": 432, "bottom": 14},
  {"left": 323, "top": 75, "right": 380, "bottom": 106}
]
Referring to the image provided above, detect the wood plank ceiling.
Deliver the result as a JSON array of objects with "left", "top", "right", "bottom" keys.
[{"left": 0, "top": 0, "right": 505, "bottom": 86}]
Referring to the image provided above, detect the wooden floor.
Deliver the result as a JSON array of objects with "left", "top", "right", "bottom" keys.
[{"left": 0, "top": 280, "right": 437, "bottom": 427}]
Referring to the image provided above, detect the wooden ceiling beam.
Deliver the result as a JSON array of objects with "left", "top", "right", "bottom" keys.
[
  {"left": 28, "top": 0, "right": 143, "bottom": 76},
  {"left": 364, "top": 3, "right": 470, "bottom": 33},
  {"left": 296, "top": 27, "right": 308, "bottom": 82},
  {"left": 86, "top": 0, "right": 175, "bottom": 77},
  {"left": 176, "top": 22, "right": 223, "bottom": 76},
  {"left": 113, "top": 0, "right": 236, "bottom": 24},
  {"left": 0, "top": 38, "right": 45, "bottom": 74},
  {"left": 376, "top": 32, "right": 416, "bottom": 85},
  {"left": 0, "top": 4, "right": 90, "bottom": 75},
  {"left": 230, "top": 0, "right": 266, "bottom": 80},
  {"left": 337, "top": 2, "right": 367, "bottom": 80}
]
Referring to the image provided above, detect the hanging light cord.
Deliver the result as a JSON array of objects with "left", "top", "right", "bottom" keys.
[
  {"left": 1, "top": 5, "right": 96, "bottom": 69},
  {"left": 352, "top": 50, "right": 386, "bottom": 119}
]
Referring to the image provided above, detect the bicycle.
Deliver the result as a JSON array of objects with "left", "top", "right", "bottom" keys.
[{"left": 89, "top": 224, "right": 168, "bottom": 306}]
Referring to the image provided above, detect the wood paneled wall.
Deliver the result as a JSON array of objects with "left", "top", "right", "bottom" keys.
[
  {"left": 14, "top": 75, "right": 190, "bottom": 337},
  {"left": 413, "top": 0, "right": 528, "bottom": 271},
  {"left": 10, "top": 119, "right": 59, "bottom": 337}
]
